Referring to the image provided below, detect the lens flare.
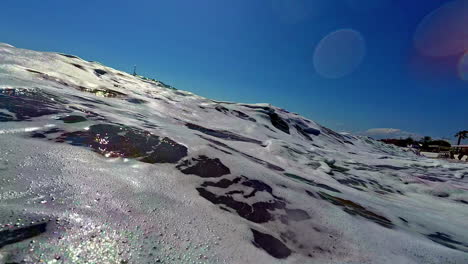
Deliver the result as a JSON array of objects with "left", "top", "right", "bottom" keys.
[
  {"left": 313, "top": 29, "right": 366, "bottom": 79},
  {"left": 458, "top": 52, "right": 468, "bottom": 81},
  {"left": 345, "top": 0, "right": 392, "bottom": 12},
  {"left": 414, "top": 0, "right": 468, "bottom": 57},
  {"left": 271, "top": 0, "right": 314, "bottom": 24}
]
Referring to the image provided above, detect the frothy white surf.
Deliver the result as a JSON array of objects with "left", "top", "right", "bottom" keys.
[{"left": 0, "top": 43, "right": 467, "bottom": 264}]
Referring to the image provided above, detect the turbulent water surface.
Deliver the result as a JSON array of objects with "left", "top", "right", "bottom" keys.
[{"left": 0, "top": 43, "right": 467, "bottom": 263}]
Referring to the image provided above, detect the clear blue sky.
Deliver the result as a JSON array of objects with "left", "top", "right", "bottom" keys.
[{"left": 1, "top": 0, "right": 467, "bottom": 141}]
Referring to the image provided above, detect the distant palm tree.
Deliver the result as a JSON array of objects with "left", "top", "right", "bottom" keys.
[{"left": 455, "top": 130, "right": 468, "bottom": 146}]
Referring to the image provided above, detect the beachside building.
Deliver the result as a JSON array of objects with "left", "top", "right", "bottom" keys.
[{"left": 452, "top": 145, "right": 468, "bottom": 149}]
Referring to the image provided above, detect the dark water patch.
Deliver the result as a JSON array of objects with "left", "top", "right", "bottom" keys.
[
  {"left": 282, "top": 145, "right": 306, "bottom": 156},
  {"left": 177, "top": 156, "right": 230, "bottom": 178},
  {"left": 71, "top": 95, "right": 112, "bottom": 106},
  {"left": 242, "top": 178, "right": 284, "bottom": 200},
  {"left": 174, "top": 91, "right": 188, "bottom": 96},
  {"left": 367, "top": 179, "right": 378, "bottom": 184},
  {"left": 219, "top": 207, "right": 230, "bottom": 212},
  {"left": 142, "top": 124, "right": 158, "bottom": 129},
  {"left": 399, "top": 217, "right": 408, "bottom": 223},
  {"left": 367, "top": 180, "right": 395, "bottom": 194},
  {"left": 126, "top": 98, "right": 147, "bottom": 104},
  {"left": 355, "top": 167, "right": 368, "bottom": 171},
  {"left": 242, "top": 178, "right": 274, "bottom": 194},
  {"left": 201, "top": 137, "right": 232, "bottom": 150},
  {"left": 186, "top": 123, "right": 262, "bottom": 144},
  {"left": 201, "top": 177, "right": 242, "bottom": 188},
  {"left": 0, "top": 112, "right": 14, "bottom": 121},
  {"left": 418, "top": 176, "right": 446, "bottom": 182},
  {"left": 315, "top": 183, "right": 341, "bottom": 193},
  {"left": 67, "top": 106, "right": 108, "bottom": 121},
  {"left": 199, "top": 135, "right": 284, "bottom": 172},
  {"left": 311, "top": 143, "right": 323, "bottom": 149},
  {"left": 241, "top": 104, "right": 271, "bottom": 111},
  {"left": 263, "top": 125, "right": 277, "bottom": 133},
  {"left": 25, "top": 69, "right": 43, "bottom": 74},
  {"left": 320, "top": 126, "right": 353, "bottom": 144},
  {"left": 295, "top": 125, "right": 312, "bottom": 141},
  {"left": 30, "top": 128, "right": 62, "bottom": 139},
  {"left": 352, "top": 163, "right": 380, "bottom": 172},
  {"left": 59, "top": 115, "right": 87, "bottom": 123},
  {"left": 251, "top": 229, "right": 291, "bottom": 259},
  {"left": 214, "top": 106, "right": 256, "bottom": 121},
  {"left": 215, "top": 105, "right": 229, "bottom": 114},
  {"left": 94, "top": 69, "right": 108, "bottom": 77},
  {"left": 80, "top": 103, "right": 94, "bottom": 109},
  {"left": 436, "top": 192, "right": 450, "bottom": 198},
  {"left": 44, "top": 128, "right": 64, "bottom": 134},
  {"left": 132, "top": 113, "right": 147, "bottom": 119},
  {"left": 25, "top": 69, "right": 74, "bottom": 88},
  {"left": 426, "top": 232, "right": 468, "bottom": 252},
  {"left": 0, "top": 222, "right": 47, "bottom": 249},
  {"left": 31, "top": 132, "right": 46, "bottom": 138},
  {"left": 30, "top": 127, "right": 64, "bottom": 142},
  {"left": 162, "top": 95, "right": 180, "bottom": 103},
  {"left": 284, "top": 208, "right": 311, "bottom": 221},
  {"left": 375, "top": 165, "right": 406, "bottom": 170},
  {"left": 59, "top": 53, "right": 79, "bottom": 59},
  {"left": 267, "top": 112, "right": 290, "bottom": 134},
  {"left": 71, "top": 63, "right": 85, "bottom": 70},
  {"left": 208, "top": 144, "right": 233, "bottom": 155},
  {"left": 305, "top": 190, "right": 318, "bottom": 199},
  {"left": 283, "top": 173, "right": 341, "bottom": 193},
  {"left": 0, "top": 88, "right": 68, "bottom": 121},
  {"left": 302, "top": 127, "right": 320, "bottom": 136},
  {"left": 226, "top": 190, "right": 244, "bottom": 196},
  {"left": 318, "top": 192, "right": 393, "bottom": 228},
  {"left": 280, "top": 230, "right": 297, "bottom": 243},
  {"left": 325, "top": 160, "right": 349, "bottom": 175},
  {"left": 411, "top": 164, "right": 437, "bottom": 169},
  {"left": 156, "top": 80, "right": 176, "bottom": 90},
  {"left": 232, "top": 110, "right": 256, "bottom": 122},
  {"left": 294, "top": 121, "right": 320, "bottom": 140},
  {"left": 196, "top": 187, "right": 284, "bottom": 223},
  {"left": 198, "top": 176, "right": 309, "bottom": 224},
  {"left": 456, "top": 200, "right": 468, "bottom": 204},
  {"left": 54, "top": 124, "right": 187, "bottom": 163},
  {"left": 306, "top": 162, "right": 322, "bottom": 170},
  {"left": 337, "top": 178, "right": 367, "bottom": 189}
]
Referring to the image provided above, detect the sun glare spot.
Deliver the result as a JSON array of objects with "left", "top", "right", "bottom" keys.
[
  {"left": 458, "top": 52, "right": 468, "bottom": 81},
  {"left": 414, "top": 0, "right": 468, "bottom": 57},
  {"left": 313, "top": 29, "right": 366, "bottom": 79}
]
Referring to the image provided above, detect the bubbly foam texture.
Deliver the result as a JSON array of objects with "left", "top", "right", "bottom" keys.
[{"left": 0, "top": 43, "right": 467, "bottom": 263}]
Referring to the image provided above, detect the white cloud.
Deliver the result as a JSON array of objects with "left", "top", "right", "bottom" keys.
[
  {"left": 365, "top": 128, "right": 402, "bottom": 135},
  {"left": 360, "top": 128, "right": 421, "bottom": 139}
]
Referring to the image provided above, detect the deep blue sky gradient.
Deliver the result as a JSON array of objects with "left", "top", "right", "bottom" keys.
[{"left": 1, "top": 0, "right": 467, "bottom": 141}]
